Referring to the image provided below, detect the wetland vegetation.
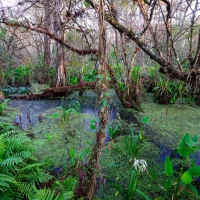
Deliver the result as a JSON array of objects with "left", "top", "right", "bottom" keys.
[{"left": 1, "top": 0, "right": 200, "bottom": 199}]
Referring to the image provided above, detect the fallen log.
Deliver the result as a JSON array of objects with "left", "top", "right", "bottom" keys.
[{"left": 9, "top": 81, "right": 96, "bottom": 100}]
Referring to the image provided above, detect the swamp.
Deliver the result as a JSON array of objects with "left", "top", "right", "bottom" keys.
[{"left": 0, "top": 0, "right": 200, "bottom": 199}]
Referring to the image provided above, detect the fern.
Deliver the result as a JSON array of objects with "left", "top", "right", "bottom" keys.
[
  {"left": 33, "top": 187, "right": 57, "bottom": 200},
  {"left": 16, "top": 182, "right": 35, "bottom": 199},
  {"left": 0, "top": 136, "right": 6, "bottom": 159},
  {"left": 0, "top": 116, "right": 11, "bottom": 124},
  {"left": 0, "top": 156, "right": 24, "bottom": 167},
  {"left": 60, "top": 191, "right": 74, "bottom": 200},
  {"left": 0, "top": 173, "right": 15, "bottom": 192},
  {"left": 13, "top": 150, "right": 32, "bottom": 159},
  {"left": 0, "top": 115, "right": 56, "bottom": 199},
  {"left": 0, "top": 107, "right": 75, "bottom": 200},
  {"left": 34, "top": 171, "right": 54, "bottom": 183},
  {"left": 19, "top": 171, "right": 53, "bottom": 185}
]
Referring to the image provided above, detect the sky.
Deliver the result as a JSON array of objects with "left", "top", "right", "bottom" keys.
[{"left": 1, "top": 0, "right": 17, "bottom": 7}]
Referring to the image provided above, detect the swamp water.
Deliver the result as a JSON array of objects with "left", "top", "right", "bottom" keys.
[{"left": 9, "top": 90, "right": 200, "bottom": 199}]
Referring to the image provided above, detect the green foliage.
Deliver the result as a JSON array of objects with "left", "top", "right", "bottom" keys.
[
  {"left": 15, "top": 65, "right": 31, "bottom": 84},
  {"left": 110, "top": 170, "right": 149, "bottom": 200},
  {"left": 0, "top": 99, "right": 9, "bottom": 116},
  {"left": 131, "top": 66, "right": 141, "bottom": 81},
  {"left": 148, "top": 65, "right": 160, "bottom": 80},
  {"left": 83, "top": 68, "right": 96, "bottom": 82},
  {"left": 164, "top": 157, "right": 174, "bottom": 176},
  {"left": 153, "top": 78, "right": 188, "bottom": 104},
  {"left": 69, "top": 148, "right": 90, "bottom": 167},
  {"left": 108, "top": 124, "right": 118, "bottom": 140},
  {"left": 0, "top": 28, "right": 7, "bottom": 39},
  {"left": 89, "top": 118, "right": 97, "bottom": 131},
  {"left": 163, "top": 133, "right": 200, "bottom": 198},
  {"left": 119, "top": 81, "right": 125, "bottom": 91},
  {"left": 0, "top": 115, "right": 54, "bottom": 199},
  {"left": 0, "top": 110, "right": 76, "bottom": 199},
  {"left": 83, "top": 0, "right": 90, "bottom": 8},
  {"left": 124, "top": 128, "right": 142, "bottom": 157},
  {"left": 59, "top": 98, "right": 80, "bottom": 124}
]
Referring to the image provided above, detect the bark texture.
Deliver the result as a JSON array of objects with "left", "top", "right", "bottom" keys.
[
  {"left": 43, "top": 0, "right": 53, "bottom": 78},
  {"left": 53, "top": 0, "right": 66, "bottom": 87},
  {"left": 84, "top": 0, "right": 108, "bottom": 199}
]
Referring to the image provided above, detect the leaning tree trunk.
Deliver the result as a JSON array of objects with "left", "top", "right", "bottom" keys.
[
  {"left": 53, "top": 0, "right": 66, "bottom": 87},
  {"left": 84, "top": 0, "right": 108, "bottom": 199}
]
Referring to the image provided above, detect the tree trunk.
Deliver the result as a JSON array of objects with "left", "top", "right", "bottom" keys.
[
  {"left": 84, "top": 0, "right": 108, "bottom": 199},
  {"left": 43, "top": 0, "right": 52, "bottom": 80},
  {"left": 53, "top": 0, "right": 66, "bottom": 87}
]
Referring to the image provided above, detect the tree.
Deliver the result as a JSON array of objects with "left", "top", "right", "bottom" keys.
[
  {"left": 43, "top": 0, "right": 53, "bottom": 80},
  {"left": 83, "top": 0, "right": 108, "bottom": 198},
  {"left": 86, "top": 0, "right": 200, "bottom": 104},
  {"left": 53, "top": 0, "right": 66, "bottom": 87}
]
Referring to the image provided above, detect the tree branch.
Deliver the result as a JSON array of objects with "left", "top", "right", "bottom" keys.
[{"left": 1, "top": 20, "right": 98, "bottom": 55}]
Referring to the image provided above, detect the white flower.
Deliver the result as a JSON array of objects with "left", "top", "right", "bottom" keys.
[{"left": 133, "top": 159, "right": 147, "bottom": 172}]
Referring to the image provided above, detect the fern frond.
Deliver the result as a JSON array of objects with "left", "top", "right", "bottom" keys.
[
  {"left": 1, "top": 130, "right": 16, "bottom": 137},
  {"left": 60, "top": 191, "right": 74, "bottom": 200},
  {"left": 0, "top": 173, "right": 15, "bottom": 192},
  {"left": 0, "top": 193, "right": 14, "bottom": 200},
  {"left": 0, "top": 136, "right": 6, "bottom": 159},
  {"left": 34, "top": 171, "right": 54, "bottom": 183},
  {"left": 62, "top": 176, "right": 76, "bottom": 191},
  {"left": 18, "top": 166, "right": 53, "bottom": 184},
  {"left": 0, "top": 156, "right": 23, "bottom": 167},
  {"left": 16, "top": 182, "right": 35, "bottom": 199},
  {"left": 0, "top": 116, "right": 11, "bottom": 123},
  {"left": 20, "top": 163, "right": 43, "bottom": 173},
  {"left": 13, "top": 151, "right": 32, "bottom": 159},
  {"left": 4, "top": 134, "right": 31, "bottom": 155},
  {"left": 34, "top": 187, "right": 58, "bottom": 200}
]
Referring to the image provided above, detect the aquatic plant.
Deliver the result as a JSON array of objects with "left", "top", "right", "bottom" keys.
[
  {"left": 163, "top": 133, "right": 200, "bottom": 199},
  {"left": 108, "top": 124, "right": 118, "bottom": 141},
  {"left": 59, "top": 98, "right": 81, "bottom": 124},
  {"left": 110, "top": 169, "right": 149, "bottom": 200},
  {"left": 124, "top": 128, "right": 143, "bottom": 157}
]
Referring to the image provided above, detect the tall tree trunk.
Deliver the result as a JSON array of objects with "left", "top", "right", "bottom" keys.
[
  {"left": 84, "top": 0, "right": 108, "bottom": 199},
  {"left": 43, "top": 0, "right": 52, "bottom": 81},
  {"left": 53, "top": 0, "right": 66, "bottom": 87}
]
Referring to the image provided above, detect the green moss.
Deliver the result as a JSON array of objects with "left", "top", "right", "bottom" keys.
[{"left": 32, "top": 107, "right": 95, "bottom": 168}]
